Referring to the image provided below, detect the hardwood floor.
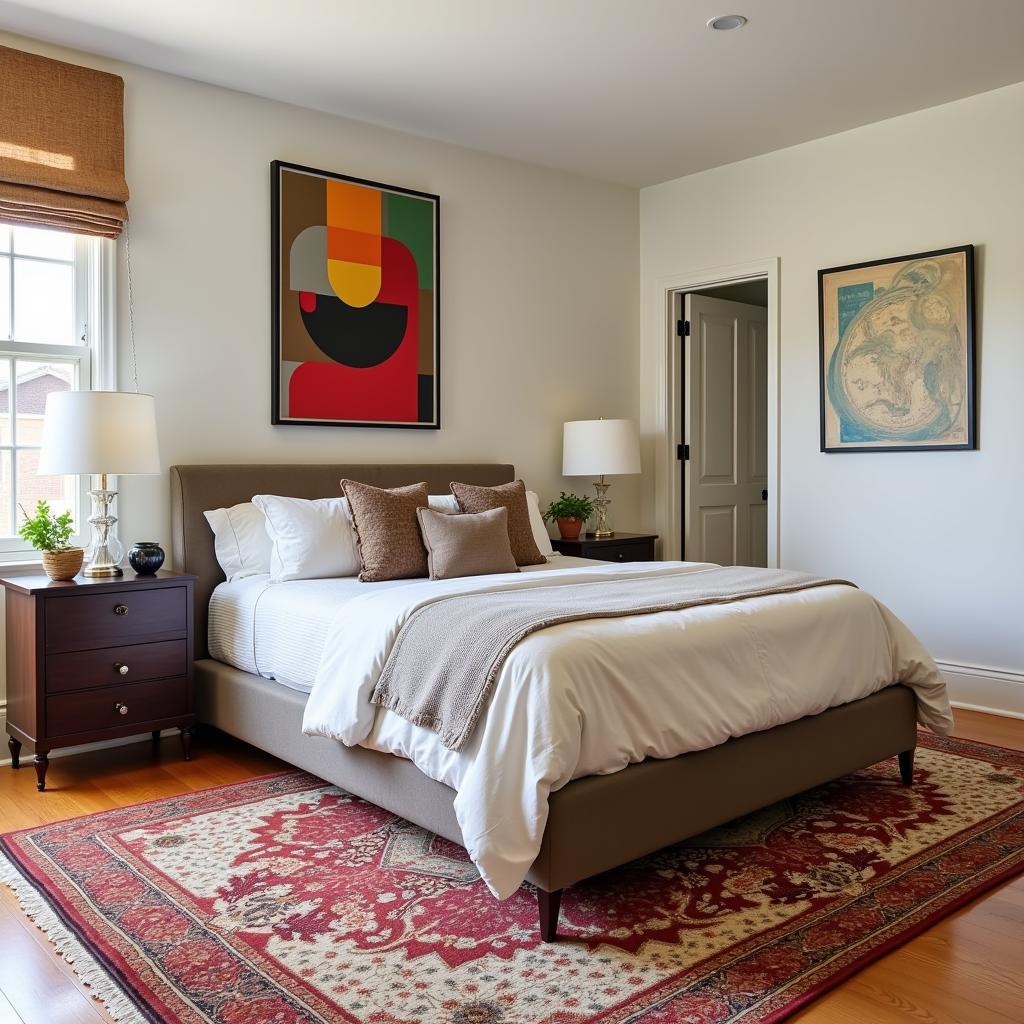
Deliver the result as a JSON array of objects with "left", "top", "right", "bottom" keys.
[{"left": 0, "top": 710, "right": 1020, "bottom": 1023}]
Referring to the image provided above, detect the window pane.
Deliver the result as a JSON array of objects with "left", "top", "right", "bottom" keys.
[
  {"left": 0, "top": 255, "right": 9, "bottom": 340},
  {"left": 0, "top": 227, "right": 9, "bottom": 253},
  {"left": 12, "top": 225, "right": 74, "bottom": 261},
  {"left": 15, "top": 359, "right": 73, "bottom": 444},
  {"left": 0, "top": 360, "right": 9, "bottom": 445},
  {"left": 17, "top": 448, "right": 76, "bottom": 536},
  {"left": 13, "top": 259, "right": 74, "bottom": 344},
  {"left": 0, "top": 450, "right": 11, "bottom": 536}
]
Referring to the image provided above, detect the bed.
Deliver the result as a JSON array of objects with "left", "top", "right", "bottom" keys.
[{"left": 171, "top": 462, "right": 950, "bottom": 940}]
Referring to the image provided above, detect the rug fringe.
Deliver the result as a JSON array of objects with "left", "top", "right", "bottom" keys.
[{"left": 0, "top": 852, "right": 149, "bottom": 1024}]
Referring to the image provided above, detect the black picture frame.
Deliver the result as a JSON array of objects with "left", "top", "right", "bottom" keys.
[
  {"left": 818, "top": 243, "right": 976, "bottom": 453},
  {"left": 271, "top": 159, "right": 441, "bottom": 429}
]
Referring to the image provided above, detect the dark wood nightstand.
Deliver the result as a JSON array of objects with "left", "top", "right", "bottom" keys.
[
  {"left": 2, "top": 569, "right": 196, "bottom": 791},
  {"left": 550, "top": 532, "right": 659, "bottom": 563}
]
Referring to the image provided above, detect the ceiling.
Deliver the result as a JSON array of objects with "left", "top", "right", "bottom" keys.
[{"left": 2, "top": 0, "right": 1023, "bottom": 187}]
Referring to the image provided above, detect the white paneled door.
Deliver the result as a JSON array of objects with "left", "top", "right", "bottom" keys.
[{"left": 683, "top": 293, "right": 768, "bottom": 567}]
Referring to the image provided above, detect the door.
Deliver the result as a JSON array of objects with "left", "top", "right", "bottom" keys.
[{"left": 683, "top": 292, "right": 768, "bottom": 566}]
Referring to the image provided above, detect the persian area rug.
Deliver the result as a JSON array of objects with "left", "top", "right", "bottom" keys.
[{"left": 1, "top": 733, "right": 1022, "bottom": 1024}]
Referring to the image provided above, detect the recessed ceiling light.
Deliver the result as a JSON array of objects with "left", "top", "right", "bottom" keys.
[{"left": 707, "top": 14, "right": 748, "bottom": 30}]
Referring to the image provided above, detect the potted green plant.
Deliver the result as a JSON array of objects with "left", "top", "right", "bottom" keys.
[
  {"left": 543, "top": 491, "right": 595, "bottom": 541},
  {"left": 19, "top": 500, "right": 83, "bottom": 581}
]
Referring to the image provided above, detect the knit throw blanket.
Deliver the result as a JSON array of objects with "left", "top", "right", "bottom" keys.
[{"left": 370, "top": 566, "right": 852, "bottom": 751}]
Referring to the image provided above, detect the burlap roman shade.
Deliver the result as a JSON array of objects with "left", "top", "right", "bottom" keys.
[{"left": 0, "top": 46, "right": 129, "bottom": 238}]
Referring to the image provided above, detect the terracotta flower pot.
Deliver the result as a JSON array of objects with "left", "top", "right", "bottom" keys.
[
  {"left": 41, "top": 548, "right": 84, "bottom": 582},
  {"left": 556, "top": 517, "right": 584, "bottom": 540}
]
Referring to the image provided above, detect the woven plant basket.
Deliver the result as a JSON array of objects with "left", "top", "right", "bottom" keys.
[{"left": 41, "top": 548, "right": 84, "bottom": 582}]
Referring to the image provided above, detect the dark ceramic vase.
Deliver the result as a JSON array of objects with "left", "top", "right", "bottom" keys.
[{"left": 129, "top": 541, "right": 165, "bottom": 575}]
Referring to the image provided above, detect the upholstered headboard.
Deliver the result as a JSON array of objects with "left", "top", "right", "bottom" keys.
[{"left": 170, "top": 463, "right": 516, "bottom": 658}]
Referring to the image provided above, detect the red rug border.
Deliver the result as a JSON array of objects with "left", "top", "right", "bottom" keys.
[
  {"left": 0, "top": 836, "right": 166, "bottom": 1024},
  {"left": 919, "top": 727, "right": 1023, "bottom": 759},
  {"left": 758, "top": 853, "right": 1024, "bottom": 1023}
]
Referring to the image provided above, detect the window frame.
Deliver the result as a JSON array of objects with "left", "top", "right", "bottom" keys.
[{"left": 0, "top": 230, "right": 114, "bottom": 563}]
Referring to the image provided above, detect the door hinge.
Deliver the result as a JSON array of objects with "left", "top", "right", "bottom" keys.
[
  {"left": 677, "top": 319, "right": 690, "bottom": 337},
  {"left": 761, "top": 488, "right": 768, "bottom": 501},
  {"left": 677, "top": 443, "right": 690, "bottom": 461}
]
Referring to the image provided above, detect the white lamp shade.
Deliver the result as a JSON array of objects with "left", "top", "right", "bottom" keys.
[
  {"left": 562, "top": 419, "right": 641, "bottom": 476},
  {"left": 38, "top": 391, "right": 160, "bottom": 476}
]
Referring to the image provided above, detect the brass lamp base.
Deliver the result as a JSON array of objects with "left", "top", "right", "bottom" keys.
[{"left": 592, "top": 476, "right": 614, "bottom": 537}]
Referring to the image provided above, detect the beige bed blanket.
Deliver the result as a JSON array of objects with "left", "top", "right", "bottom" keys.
[{"left": 371, "top": 565, "right": 850, "bottom": 750}]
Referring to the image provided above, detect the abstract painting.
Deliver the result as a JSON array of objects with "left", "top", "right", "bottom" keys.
[
  {"left": 818, "top": 245, "right": 975, "bottom": 452},
  {"left": 272, "top": 161, "right": 439, "bottom": 428}
]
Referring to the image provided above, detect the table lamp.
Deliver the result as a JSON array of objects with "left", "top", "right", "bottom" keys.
[
  {"left": 562, "top": 418, "right": 640, "bottom": 537},
  {"left": 38, "top": 391, "right": 160, "bottom": 577}
]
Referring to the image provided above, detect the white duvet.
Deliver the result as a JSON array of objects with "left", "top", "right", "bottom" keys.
[{"left": 300, "top": 560, "right": 953, "bottom": 898}]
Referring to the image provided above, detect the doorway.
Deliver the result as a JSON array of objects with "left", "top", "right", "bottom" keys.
[{"left": 675, "top": 279, "right": 769, "bottom": 566}]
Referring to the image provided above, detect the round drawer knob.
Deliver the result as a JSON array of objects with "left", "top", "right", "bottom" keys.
[
  {"left": 617, "top": 553, "right": 624, "bottom": 560},
  {"left": 114, "top": 604, "right": 129, "bottom": 616},
  {"left": 115, "top": 662, "right": 129, "bottom": 676},
  {"left": 114, "top": 702, "right": 129, "bottom": 716}
]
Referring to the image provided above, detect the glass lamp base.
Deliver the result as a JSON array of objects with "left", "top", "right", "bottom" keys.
[
  {"left": 84, "top": 484, "right": 124, "bottom": 577},
  {"left": 84, "top": 562, "right": 124, "bottom": 578},
  {"left": 592, "top": 477, "right": 614, "bottom": 537}
]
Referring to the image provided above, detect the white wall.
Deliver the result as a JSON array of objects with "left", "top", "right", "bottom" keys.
[
  {"left": 114, "top": 59, "right": 640, "bottom": 540},
  {"left": 0, "top": 33, "right": 640, "bottom": 726},
  {"left": 640, "top": 82, "right": 1024, "bottom": 715}
]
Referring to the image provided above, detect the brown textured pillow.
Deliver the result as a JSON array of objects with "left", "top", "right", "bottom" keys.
[
  {"left": 450, "top": 479, "right": 546, "bottom": 566},
  {"left": 340, "top": 479, "right": 429, "bottom": 582},
  {"left": 417, "top": 506, "right": 519, "bottom": 581}
]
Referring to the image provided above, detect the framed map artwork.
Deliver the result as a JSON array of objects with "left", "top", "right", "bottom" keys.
[{"left": 818, "top": 244, "right": 975, "bottom": 452}]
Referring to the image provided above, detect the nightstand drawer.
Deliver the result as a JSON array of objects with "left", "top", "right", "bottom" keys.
[
  {"left": 592, "top": 542, "right": 652, "bottom": 563},
  {"left": 46, "top": 678, "right": 189, "bottom": 737},
  {"left": 46, "top": 639, "right": 188, "bottom": 694},
  {"left": 551, "top": 532, "right": 658, "bottom": 563},
  {"left": 45, "top": 586, "right": 187, "bottom": 653}
]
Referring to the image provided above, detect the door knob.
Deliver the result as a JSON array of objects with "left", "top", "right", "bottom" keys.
[
  {"left": 114, "top": 702, "right": 129, "bottom": 716},
  {"left": 114, "top": 604, "right": 128, "bottom": 616},
  {"left": 114, "top": 663, "right": 129, "bottom": 675}
]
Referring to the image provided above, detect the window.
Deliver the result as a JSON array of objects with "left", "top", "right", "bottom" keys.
[{"left": 0, "top": 223, "right": 112, "bottom": 560}]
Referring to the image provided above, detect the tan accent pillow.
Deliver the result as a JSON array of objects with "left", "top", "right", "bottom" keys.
[
  {"left": 340, "top": 480, "right": 429, "bottom": 582},
  {"left": 417, "top": 506, "right": 519, "bottom": 581},
  {"left": 450, "top": 479, "right": 547, "bottom": 566}
]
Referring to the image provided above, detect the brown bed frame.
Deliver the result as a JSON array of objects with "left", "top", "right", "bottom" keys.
[{"left": 171, "top": 463, "right": 918, "bottom": 940}]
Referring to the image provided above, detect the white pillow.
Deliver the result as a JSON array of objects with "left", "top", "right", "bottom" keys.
[
  {"left": 250, "top": 492, "right": 459, "bottom": 583},
  {"left": 428, "top": 493, "right": 460, "bottom": 514},
  {"left": 252, "top": 494, "right": 361, "bottom": 582},
  {"left": 204, "top": 502, "right": 273, "bottom": 581},
  {"left": 526, "top": 489, "right": 555, "bottom": 557}
]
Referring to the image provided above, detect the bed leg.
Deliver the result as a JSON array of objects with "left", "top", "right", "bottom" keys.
[
  {"left": 537, "top": 888, "right": 563, "bottom": 942},
  {"left": 898, "top": 748, "right": 915, "bottom": 786}
]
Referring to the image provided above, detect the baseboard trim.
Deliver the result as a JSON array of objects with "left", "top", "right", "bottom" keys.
[
  {"left": 937, "top": 660, "right": 1024, "bottom": 720},
  {"left": 950, "top": 700, "right": 1024, "bottom": 722},
  {"left": 0, "top": 700, "right": 179, "bottom": 767}
]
